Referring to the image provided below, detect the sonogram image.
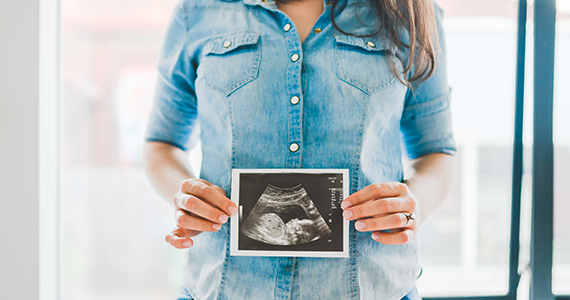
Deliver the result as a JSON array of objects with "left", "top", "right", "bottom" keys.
[
  {"left": 234, "top": 171, "right": 346, "bottom": 254},
  {"left": 240, "top": 184, "right": 331, "bottom": 245}
]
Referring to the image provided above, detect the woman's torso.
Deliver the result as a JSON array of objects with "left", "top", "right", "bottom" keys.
[{"left": 149, "top": 0, "right": 453, "bottom": 298}]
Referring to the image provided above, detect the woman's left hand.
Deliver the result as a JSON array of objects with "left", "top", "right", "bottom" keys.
[{"left": 341, "top": 182, "right": 420, "bottom": 245}]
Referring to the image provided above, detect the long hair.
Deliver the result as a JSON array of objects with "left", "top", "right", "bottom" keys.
[
  {"left": 330, "top": 0, "right": 439, "bottom": 88},
  {"left": 277, "top": 0, "right": 439, "bottom": 88}
]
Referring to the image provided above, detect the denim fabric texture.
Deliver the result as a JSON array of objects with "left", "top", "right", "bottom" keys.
[
  {"left": 177, "top": 286, "right": 421, "bottom": 299},
  {"left": 146, "top": 0, "right": 455, "bottom": 298}
]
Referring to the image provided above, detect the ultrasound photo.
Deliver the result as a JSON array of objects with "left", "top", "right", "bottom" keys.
[{"left": 230, "top": 169, "right": 349, "bottom": 258}]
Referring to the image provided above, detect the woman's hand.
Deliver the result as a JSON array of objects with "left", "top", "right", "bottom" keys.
[
  {"left": 165, "top": 178, "right": 238, "bottom": 249},
  {"left": 341, "top": 182, "right": 419, "bottom": 245}
]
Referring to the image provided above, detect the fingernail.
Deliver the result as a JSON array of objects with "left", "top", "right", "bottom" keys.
[
  {"left": 355, "top": 221, "right": 366, "bottom": 230},
  {"left": 341, "top": 201, "right": 351, "bottom": 210},
  {"left": 212, "top": 223, "right": 221, "bottom": 230},
  {"left": 371, "top": 232, "right": 380, "bottom": 240},
  {"left": 183, "top": 241, "right": 192, "bottom": 248},
  {"left": 343, "top": 210, "right": 353, "bottom": 220},
  {"left": 219, "top": 215, "right": 229, "bottom": 223},
  {"left": 228, "top": 206, "right": 238, "bottom": 215}
]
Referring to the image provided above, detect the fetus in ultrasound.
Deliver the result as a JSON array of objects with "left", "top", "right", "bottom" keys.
[{"left": 240, "top": 184, "right": 331, "bottom": 245}]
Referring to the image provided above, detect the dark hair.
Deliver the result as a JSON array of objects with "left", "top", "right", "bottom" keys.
[{"left": 330, "top": 0, "right": 439, "bottom": 88}]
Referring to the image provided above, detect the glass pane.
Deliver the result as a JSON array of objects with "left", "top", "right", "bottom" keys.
[
  {"left": 553, "top": 0, "right": 570, "bottom": 295},
  {"left": 416, "top": 0, "right": 518, "bottom": 296},
  {"left": 60, "top": 0, "right": 189, "bottom": 298}
]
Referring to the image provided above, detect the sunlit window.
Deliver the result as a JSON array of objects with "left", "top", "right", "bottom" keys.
[
  {"left": 416, "top": 0, "right": 518, "bottom": 296},
  {"left": 553, "top": 1, "right": 570, "bottom": 295},
  {"left": 61, "top": 0, "right": 183, "bottom": 298}
]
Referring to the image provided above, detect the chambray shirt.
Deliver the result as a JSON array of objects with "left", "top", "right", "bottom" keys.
[{"left": 145, "top": 0, "right": 456, "bottom": 298}]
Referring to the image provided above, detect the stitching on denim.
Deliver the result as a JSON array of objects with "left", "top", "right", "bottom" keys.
[
  {"left": 274, "top": 258, "right": 284, "bottom": 300},
  {"left": 229, "top": 95, "right": 236, "bottom": 170},
  {"left": 217, "top": 224, "right": 232, "bottom": 300},
  {"left": 334, "top": 43, "right": 396, "bottom": 95},
  {"left": 203, "top": 37, "right": 261, "bottom": 96},
  {"left": 350, "top": 227, "right": 360, "bottom": 299},
  {"left": 203, "top": 31, "right": 262, "bottom": 54},
  {"left": 348, "top": 94, "right": 367, "bottom": 300},
  {"left": 350, "top": 92, "right": 368, "bottom": 194},
  {"left": 334, "top": 34, "right": 388, "bottom": 51},
  {"left": 217, "top": 94, "right": 237, "bottom": 300}
]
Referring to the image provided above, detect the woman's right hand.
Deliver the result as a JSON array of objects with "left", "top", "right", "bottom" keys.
[{"left": 165, "top": 178, "right": 238, "bottom": 249}]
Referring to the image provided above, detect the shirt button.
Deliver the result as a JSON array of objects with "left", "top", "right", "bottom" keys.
[
  {"left": 291, "top": 53, "right": 300, "bottom": 62},
  {"left": 284, "top": 23, "right": 292, "bottom": 32},
  {"left": 290, "top": 96, "right": 300, "bottom": 105},
  {"left": 314, "top": 28, "right": 322, "bottom": 34},
  {"left": 289, "top": 143, "right": 299, "bottom": 152},
  {"left": 223, "top": 40, "right": 232, "bottom": 48},
  {"left": 366, "top": 41, "right": 375, "bottom": 48}
]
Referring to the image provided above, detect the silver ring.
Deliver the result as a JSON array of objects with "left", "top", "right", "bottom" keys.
[{"left": 404, "top": 212, "right": 416, "bottom": 225}]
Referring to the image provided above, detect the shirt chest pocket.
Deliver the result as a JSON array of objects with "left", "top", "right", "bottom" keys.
[
  {"left": 201, "top": 31, "right": 262, "bottom": 96},
  {"left": 334, "top": 34, "right": 396, "bottom": 95}
]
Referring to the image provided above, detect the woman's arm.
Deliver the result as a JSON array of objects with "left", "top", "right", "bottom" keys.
[
  {"left": 341, "top": 152, "right": 455, "bottom": 244},
  {"left": 143, "top": 141, "right": 196, "bottom": 202},
  {"left": 143, "top": 141, "right": 237, "bottom": 249},
  {"left": 403, "top": 152, "right": 455, "bottom": 225}
]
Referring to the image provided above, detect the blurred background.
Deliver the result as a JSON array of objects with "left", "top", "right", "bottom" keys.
[{"left": 60, "top": 0, "right": 570, "bottom": 298}]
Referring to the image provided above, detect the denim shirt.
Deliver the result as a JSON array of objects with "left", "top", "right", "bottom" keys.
[{"left": 145, "top": 0, "right": 456, "bottom": 298}]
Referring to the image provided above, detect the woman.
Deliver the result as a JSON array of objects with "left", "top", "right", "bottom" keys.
[{"left": 143, "top": 0, "right": 456, "bottom": 298}]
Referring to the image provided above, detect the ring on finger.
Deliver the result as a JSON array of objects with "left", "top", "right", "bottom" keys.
[{"left": 403, "top": 212, "right": 416, "bottom": 226}]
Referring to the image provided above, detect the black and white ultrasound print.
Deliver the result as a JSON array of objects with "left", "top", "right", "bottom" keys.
[{"left": 230, "top": 169, "right": 349, "bottom": 258}]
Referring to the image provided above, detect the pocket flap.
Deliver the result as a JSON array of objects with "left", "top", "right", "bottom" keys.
[
  {"left": 205, "top": 31, "right": 261, "bottom": 55},
  {"left": 334, "top": 34, "right": 389, "bottom": 52}
]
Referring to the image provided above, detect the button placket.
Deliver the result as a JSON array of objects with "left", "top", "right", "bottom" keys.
[
  {"left": 281, "top": 16, "right": 303, "bottom": 168},
  {"left": 275, "top": 257, "right": 296, "bottom": 299}
]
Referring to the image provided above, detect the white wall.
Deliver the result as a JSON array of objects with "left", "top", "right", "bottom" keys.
[{"left": 0, "top": 0, "right": 59, "bottom": 299}]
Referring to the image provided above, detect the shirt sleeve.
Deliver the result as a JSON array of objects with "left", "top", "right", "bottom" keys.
[
  {"left": 400, "top": 3, "right": 457, "bottom": 159},
  {"left": 145, "top": 0, "right": 199, "bottom": 151}
]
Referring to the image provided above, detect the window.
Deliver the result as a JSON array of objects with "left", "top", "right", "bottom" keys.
[
  {"left": 553, "top": 1, "right": 570, "bottom": 295},
  {"left": 61, "top": 0, "right": 188, "bottom": 298},
  {"left": 417, "top": 0, "right": 518, "bottom": 296}
]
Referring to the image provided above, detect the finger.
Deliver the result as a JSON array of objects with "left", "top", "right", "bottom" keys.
[
  {"left": 371, "top": 229, "right": 416, "bottom": 245},
  {"left": 353, "top": 213, "right": 410, "bottom": 232},
  {"left": 341, "top": 182, "right": 408, "bottom": 209},
  {"left": 172, "top": 226, "right": 202, "bottom": 238},
  {"left": 179, "top": 194, "right": 230, "bottom": 224},
  {"left": 180, "top": 179, "right": 238, "bottom": 215},
  {"left": 176, "top": 210, "right": 225, "bottom": 232},
  {"left": 165, "top": 227, "right": 199, "bottom": 249},
  {"left": 342, "top": 197, "right": 415, "bottom": 220}
]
